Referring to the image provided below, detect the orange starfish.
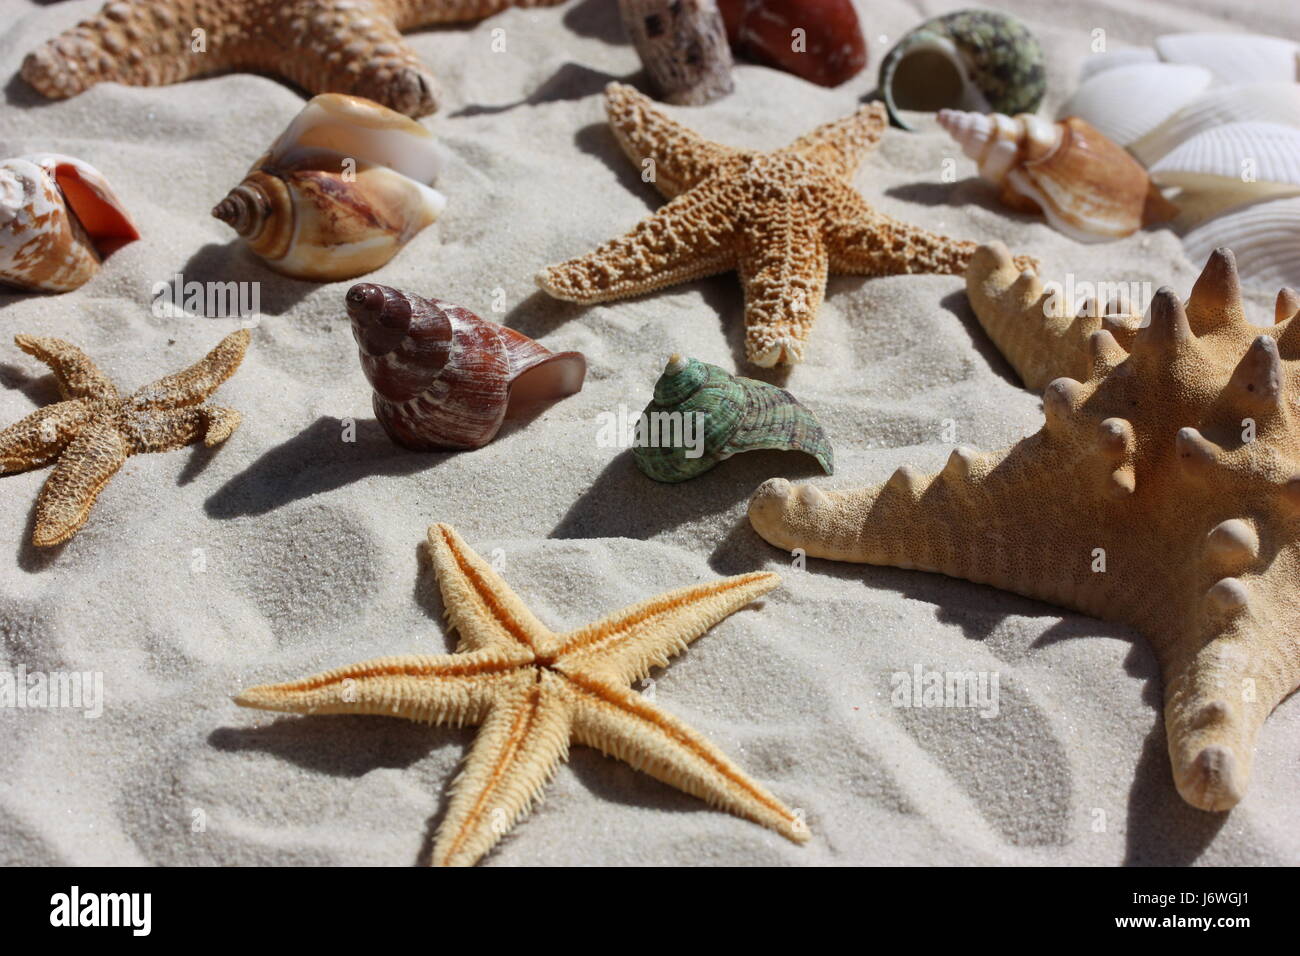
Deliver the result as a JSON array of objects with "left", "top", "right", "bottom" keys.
[{"left": 537, "top": 83, "right": 1038, "bottom": 367}]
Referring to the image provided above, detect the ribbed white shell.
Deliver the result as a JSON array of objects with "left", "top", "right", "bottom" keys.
[
  {"left": 1154, "top": 32, "right": 1300, "bottom": 86},
  {"left": 1132, "top": 83, "right": 1300, "bottom": 166},
  {"left": 1183, "top": 196, "right": 1300, "bottom": 290},
  {"left": 1060, "top": 63, "right": 1213, "bottom": 146}
]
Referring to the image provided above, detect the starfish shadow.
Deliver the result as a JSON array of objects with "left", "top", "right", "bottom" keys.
[
  {"left": 937, "top": 288, "right": 1027, "bottom": 392},
  {"left": 451, "top": 62, "right": 631, "bottom": 117},
  {"left": 1121, "top": 722, "right": 1229, "bottom": 865},
  {"left": 205, "top": 416, "right": 451, "bottom": 519},
  {"left": 165, "top": 243, "right": 316, "bottom": 319},
  {"left": 549, "top": 446, "right": 828, "bottom": 540},
  {"left": 563, "top": 0, "right": 629, "bottom": 44}
]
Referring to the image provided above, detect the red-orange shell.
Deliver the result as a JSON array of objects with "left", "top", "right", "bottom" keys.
[{"left": 347, "top": 284, "right": 587, "bottom": 451}]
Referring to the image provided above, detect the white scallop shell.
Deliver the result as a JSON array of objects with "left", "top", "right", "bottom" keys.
[
  {"left": 1182, "top": 196, "right": 1300, "bottom": 290},
  {"left": 1131, "top": 83, "right": 1300, "bottom": 166},
  {"left": 1060, "top": 63, "right": 1213, "bottom": 146},
  {"left": 1151, "top": 122, "right": 1300, "bottom": 228},
  {"left": 1154, "top": 32, "right": 1300, "bottom": 86},
  {"left": 1078, "top": 46, "right": 1157, "bottom": 84}
]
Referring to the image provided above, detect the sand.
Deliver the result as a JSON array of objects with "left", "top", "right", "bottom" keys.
[{"left": 1, "top": 0, "right": 1296, "bottom": 866}]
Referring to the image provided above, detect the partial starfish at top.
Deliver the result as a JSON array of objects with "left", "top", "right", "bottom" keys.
[
  {"left": 537, "top": 83, "right": 1038, "bottom": 367},
  {"left": 21, "top": 0, "right": 567, "bottom": 118},
  {"left": 749, "top": 248, "right": 1300, "bottom": 812},
  {"left": 0, "top": 330, "right": 249, "bottom": 546},
  {"left": 236, "top": 524, "right": 807, "bottom": 866}
]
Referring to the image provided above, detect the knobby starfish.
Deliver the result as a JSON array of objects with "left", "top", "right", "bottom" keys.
[
  {"left": 0, "top": 330, "right": 249, "bottom": 547},
  {"left": 236, "top": 524, "right": 807, "bottom": 866},
  {"left": 21, "top": 0, "right": 566, "bottom": 118},
  {"left": 536, "top": 82, "right": 1038, "bottom": 367},
  {"left": 749, "top": 248, "right": 1300, "bottom": 812}
]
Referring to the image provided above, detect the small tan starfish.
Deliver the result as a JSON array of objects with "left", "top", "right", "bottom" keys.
[
  {"left": 537, "top": 82, "right": 1038, "bottom": 367},
  {"left": 0, "top": 330, "right": 249, "bottom": 547},
  {"left": 21, "top": 0, "right": 567, "bottom": 118},
  {"left": 236, "top": 523, "right": 806, "bottom": 866}
]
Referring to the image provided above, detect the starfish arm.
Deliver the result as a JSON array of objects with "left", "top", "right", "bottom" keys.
[
  {"left": 823, "top": 186, "right": 1039, "bottom": 277},
  {"left": 431, "top": 670, "right": 573, "bottom": 867},
  {"left": 234, "top": 651, "right": 532, "bottom": 724},
  {"left": 784, "top": 102, "right": 888, "bottom": 180},
  {"left": 122, "top": 405, "right": 242, "bottom": 454},
  {"left": 536, "top": 182, "right": 740, "bottom": 303},
  {"left": 13, "top": 335, "right": 118, "bottom": 401},
  {"left": 130, "top": 330, "right": 249, "bottom": 411},
  {"left": 384, "top": 0, "right": 568, "bottom": 28},
  {"left": 737, "top": 209, "right": 828, "bottom": 367},
  {"left": 555, "top": 571, "right": 779, "bottom": 685},
  {"left": 426, "top": 524, "right": 558, "bottom": 656},
  {"left": 565, "top": 670, "right": 808, "bottom": 843},
  {"left": 603, "top": 83, "right": 739, "bottom": 198},
  {"left": 32, "top": 418, "right": 129, "bottom": 547},
  {"left": 0, "top": 400, "right": 93, "bottom": 473}
]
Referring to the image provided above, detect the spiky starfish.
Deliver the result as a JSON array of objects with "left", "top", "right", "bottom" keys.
[
  {"left": 536, "top": 82, "right": 1038, "bottom": 367},
  {"left": 0, "top": 330, "right": 249, "bottom": 546},
  {"left": 749, "top": 248, "right": 1300, "bottom": 813},
  {"left": 20, "top": 0, "right": 567, "bottom": 119},
  {"left": 236, "top": 524, "right": 807, "bottom": 866}
]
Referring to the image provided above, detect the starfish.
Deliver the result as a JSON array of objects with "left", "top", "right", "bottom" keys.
[
  {"left": 20, "top": 0, "right": 567, "bottom": 119},
  {"left": 536, "top": 82, "right": 1038, "bottom": 367},
  {"left": 235, "top": 524, "right": 807, "bottom": 866},
  {"left": 0, "top": 329, "right": 249, "bottom": 547},
  {"left": 748, "top": 248, "right": 1300, "bottom": 813}
]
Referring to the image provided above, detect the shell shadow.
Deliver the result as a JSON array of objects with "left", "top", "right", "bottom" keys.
[
  {"left": 3, "top": 70, "right": 50, "bottom": 110},
  {"left": 204, "top": 415, "right": 450, "bottom": 519},
  {"left": 884, "top": 177, "right": 1019, "bottom": 217},
  {"left": 168, "top": 242, "right": 317, "bottom": 319},
  {"left": 549, "top": 446, "right": 828, "bottom": 541},
  {"left": 451, "top": 62, "right": 630, "bottom": 117},
  {"left": 563, "top": 0, "right": 629, "bottom": 44}
]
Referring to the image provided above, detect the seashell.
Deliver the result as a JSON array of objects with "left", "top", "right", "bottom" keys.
[
  {"left": 212, "top": 94, "right": 447, "bottom": 282},
  {"left": 620, "top": 0, "right": 734, "bottom": 105},
  {"left": 1131, "top": 83, "right": 1300, "bottom": 167},
  {"left": 1154, "top": 32, "right": 1300, "bottom": 86},
  {"left": 633, "top": 354, "right": 833, "bottom": 482},
  {"left": 878, "top": 9, "right": 1045, "bottom": 131},
  {"left": 346, "top": 283, "right": 586, "bottom": 451},
  {"left": 937, "top": 110, "right": 1177, "bottom": 243},
  {"left": 718, "top": 0, "right": 866, "bottom": 88},
  {"left": 1060, "top": 63, "right": 1212, "bottom": 147},
  {"left": 1077, "top": 46, "right": 1157, "bottom": 84},
  {"left": 1182, "top": 196, "right": 1300, "bottom": 291},
  {"left": 0, "top": 153, "right": 138, "bottom": 293},
  {"left": 1151, "top": 122, "right": 1300, "bottom": 228}
]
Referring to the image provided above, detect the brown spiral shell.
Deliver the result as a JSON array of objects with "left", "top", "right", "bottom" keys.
[{"left": 347, "top": 283, "right": 587, "bottom": 451}]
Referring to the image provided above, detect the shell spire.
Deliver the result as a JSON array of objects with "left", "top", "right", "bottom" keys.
[
  {"left": 347, "top": 284, "right": 586, "bottom": 451},
  {"left": 751, "top": 245, "right": 1300, "bottom": 812}
]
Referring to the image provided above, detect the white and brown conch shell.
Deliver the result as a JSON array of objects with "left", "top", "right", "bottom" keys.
[
  {"left": 937, "top": 109, "right": 1178, "bottom": 243},
  {"left": 0, "top": 154, "right": 138, "bottom": 293},
  {"left": 347, "top": 283, "right": 587, "bottom": 451},
  {"left": 212, "top": 94, "right": 446, "bottom": 282}
]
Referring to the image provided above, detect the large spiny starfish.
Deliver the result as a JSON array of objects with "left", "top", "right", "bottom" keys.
[
  {"left": 0, "top": 330, "right": 249, "bottom": 547},
  {"left": 536, "top": 83, "right": 1038, "bottom": 367},
  {"left": 748, "top": 248, "right": 1300, "bottom": 812},
  {"left": 236, "top": 524, "right": 807, "bottom": 866},
  {"left": 20, "top": 0, "right": 566, "bottom": 118}
]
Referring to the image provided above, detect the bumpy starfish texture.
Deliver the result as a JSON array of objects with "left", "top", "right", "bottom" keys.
[
  {"left": 236, "top": 524, "right": 805, "bottom": 867},
  {"left": 0, "top": 330, "right": 249, "bottom": 546},
  {"left": 21, "top": 0, "right": 566, "bottom": 118},
  {"left": 749, "top": 248, "right": 1300, "bottom": 812},
  {"left": 536, "top": 83, "right": 1038, "bottom": 367}
]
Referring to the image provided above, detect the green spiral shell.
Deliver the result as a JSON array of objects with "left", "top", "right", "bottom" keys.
[{"left": 633, "top": 356, "right": 835, "bottom": 482}]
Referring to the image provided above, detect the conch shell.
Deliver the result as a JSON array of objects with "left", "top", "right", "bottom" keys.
[
  {"left": 937, "top": 109, "right": 1178, "bottom": 243},
  {"left": 213, "top": 94, "right": 446, "bottom": 282},
  {"left": 0, "top": 154, "right": 138, "bottom": 293},
  {"left": 347, "top": 284, "right": 586, "bottom": 451},
  {"left": 633, "top": 354, "right": 833, "bottom": 482}
]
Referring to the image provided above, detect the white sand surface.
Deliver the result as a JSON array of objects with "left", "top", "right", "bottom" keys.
[{"left": 1, "top": 0, "right": 1296, "bottom": 866}]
